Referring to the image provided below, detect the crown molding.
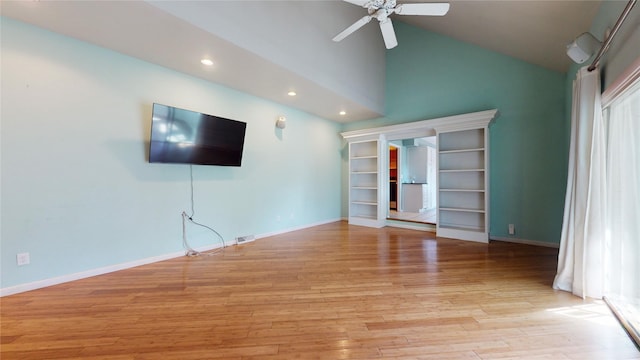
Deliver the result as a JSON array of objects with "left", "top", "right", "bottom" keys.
[{"left": 341, "top": 109, "right": 499, "bottom": 142}]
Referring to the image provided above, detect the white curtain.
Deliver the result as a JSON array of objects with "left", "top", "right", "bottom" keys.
[
  {"left": 604, "top": 81, "right": 640, "bottom": 301},
  {"left": 553, "top": 66, "right": 607, "bottom": 299}
]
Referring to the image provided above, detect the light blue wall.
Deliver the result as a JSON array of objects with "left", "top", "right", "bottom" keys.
[
  {"left": 1, "top": 18, "right": 342, "bottom": 289},
  {"left": 343, "top": 22, "right": 568, "bottom": 245}
]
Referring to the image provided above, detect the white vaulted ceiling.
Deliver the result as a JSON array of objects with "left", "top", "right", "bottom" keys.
[
  {"left": 400, "top": 0, "right": 602, "bottom": 74},
  {"left": 1, "top": 0, "right": 601, "bottom": 123}
]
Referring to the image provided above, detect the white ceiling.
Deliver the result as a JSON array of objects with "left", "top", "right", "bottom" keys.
[
  {"left": 400, "top": 0, "right": 602, "bottom": 73},
  {"left": 1, "top": 0, "right": 601, "bottom": 123}
]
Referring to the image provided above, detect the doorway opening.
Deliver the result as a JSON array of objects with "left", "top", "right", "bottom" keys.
[
  {"left": 387, "top": 137, "right": 437, "bottom": 225},
  {"left": 389, "top": 145, "right": 398, "bottom": 211}
]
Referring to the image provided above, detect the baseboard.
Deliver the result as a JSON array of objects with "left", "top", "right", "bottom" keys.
[
  {"left": 256, "top": 218, "right": 342, "bottom": 239},
  {"left": 490, "top": 236, "right": 560, "bottom": 248},
  {"left": 386, "top": 219, "right": 436, "bottom": 232},
  {"left": 1, "top": 218, "right": 342, "bottom": 297},
  {"left": 0, "top": 242, "right": 224, "bottom": 297}
]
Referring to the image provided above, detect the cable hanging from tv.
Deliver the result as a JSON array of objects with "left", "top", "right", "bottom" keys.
[{"left": 181, "top": 165, "right": 226, "bottom": 257}]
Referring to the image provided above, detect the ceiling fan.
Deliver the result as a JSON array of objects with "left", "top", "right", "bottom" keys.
[{"left": 332, "top": 0, "right": 450, "bottom": 49}]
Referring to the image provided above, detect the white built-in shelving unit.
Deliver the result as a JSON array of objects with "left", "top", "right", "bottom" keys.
[
  {"left": 342, "top": 109, "right": 497, "bottom": 240},
  {"left": 436, "top": 127, "right": 489, "bottom": 242},
  {"left": 348, "top": 139, "right": 384, "bottom": 227}
]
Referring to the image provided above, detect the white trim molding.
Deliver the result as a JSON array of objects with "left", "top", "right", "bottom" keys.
[
  {"left": 602, "top": 55, "right": 640, "bottom": 107},
  {"left": 0, "top": 248, "right": 219, "bottom": 297},
  {"left": 1, "top": 218, "right": 342, "bottom": 297},
  {"left": 255, "top": 218, "right": 342, "bottom": 239},
  {"left": 386, "top": 219, "right": 436, "bottom": 232},
  {"left": 490, "top": 236, "right": 560, "bottom": 248},
  {"left": 341, "top": 109, "right": 499, "bottom": 142}
]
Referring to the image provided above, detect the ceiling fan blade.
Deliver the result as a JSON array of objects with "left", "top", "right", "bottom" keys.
[
  {"left": 333, "top": 15, "right": 373, "bottom": 42},
  {"left": 395, "top": 3, "right": 450, "bottom": 16},
  {"left": 344, "top": 0, "right": 369, "bottom": 7},
  {"left": 379, "top": 18, "right": 398, "bottom": 49}
]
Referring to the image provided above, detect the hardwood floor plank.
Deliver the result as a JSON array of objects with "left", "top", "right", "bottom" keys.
[{"left": 1, "top": 221, "right": 638, "bottom": 359}]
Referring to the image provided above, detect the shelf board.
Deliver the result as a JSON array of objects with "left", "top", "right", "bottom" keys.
[
  {"left": 352, "top": 201, "right": 378, "bottom": 206},
  {"left": 351, "top": 171, "right": 378, "bottom": 175},
  {"left": 439, "top": 169, "right": 485, "bottom": 173},
  {"left": 439, "top": 207, "right": 485, "bottom": 213},
  {"left": 352, "top": 186, "right": 378, "bottom": 190},
  {"left": 439, "top": 147, "right": 484, "bottom": 154},
  {"left": 351, "top": 155, "right": 377, "bottom": 160},
  {"left": 438, "top": 224, "right": 486, "bottom": 233},
  {"left": 351, "top": 214, "right": 377, "bottom": 220},
  {"left": 439, "top": 188, "right": 485, "bottom": 192}
]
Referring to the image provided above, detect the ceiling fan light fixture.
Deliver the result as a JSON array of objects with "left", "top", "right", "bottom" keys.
[{"left": 200, "top": 58, "right": 214, "bottom": 66}]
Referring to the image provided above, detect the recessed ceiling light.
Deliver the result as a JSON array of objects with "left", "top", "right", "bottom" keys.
[
  {"left": 339, "top": 111, "right": 347, "bottom": 116},
  {"left": 287, "top": 91, "right": 297, "bottom": 97},
  {"left": 200, "top": 59, "right": 214, "bottom": 66}
]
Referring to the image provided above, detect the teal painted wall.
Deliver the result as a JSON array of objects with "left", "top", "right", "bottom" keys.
[
  {"left": 1, "top": 18, "right": 342, "bottom": 290},
  {"left": 343, "top": 22, "right": 568, "bottom": 245},
  {"left": 566, "top": 1, "right": 640, "bottom": 109}
]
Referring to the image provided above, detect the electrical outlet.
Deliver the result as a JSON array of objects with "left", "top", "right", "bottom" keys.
[
  {"left": 508, "top": 224, "right": 515, "bottom": 235},
  {"left": 17, "top": 252, "right": 30, "bottom": 266},
  {"left": 236, "top": 235, "right": 255, "bottom": 245}
]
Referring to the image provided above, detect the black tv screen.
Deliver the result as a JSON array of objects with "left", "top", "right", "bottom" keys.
[{"left": 149, "top": 103, "right": 247, "bottom": 166}]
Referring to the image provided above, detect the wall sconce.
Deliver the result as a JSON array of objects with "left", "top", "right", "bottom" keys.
[
  {"left": 566, "top": 32, "right": 601, "bottom": 64},
  {"left": 275, "top": 116, "right": 286, "bottom": 129}
]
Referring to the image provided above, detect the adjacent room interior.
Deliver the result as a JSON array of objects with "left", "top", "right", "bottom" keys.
[
  {"left": 387, "top": 137, "right": 437, "bottom": 225},
  {"left": 1, "top": 0, "right": 639, "bottom": 358}
]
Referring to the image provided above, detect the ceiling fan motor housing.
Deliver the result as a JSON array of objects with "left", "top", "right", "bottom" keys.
[{"left": 367, "top": 0, "right": 396, "bottom": 13}]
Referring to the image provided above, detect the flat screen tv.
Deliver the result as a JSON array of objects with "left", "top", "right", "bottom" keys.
[{"left": 149, "top": 103, "right": 247, "bottom": 166}]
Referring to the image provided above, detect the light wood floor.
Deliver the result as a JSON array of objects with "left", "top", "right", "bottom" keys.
[{"left": 2, "top": 221, "right": 638, "bottom": 359}]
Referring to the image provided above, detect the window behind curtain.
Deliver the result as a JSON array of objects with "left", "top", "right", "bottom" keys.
[{"left": 603, "top": 78, "right": 640, "bottom": 342}]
